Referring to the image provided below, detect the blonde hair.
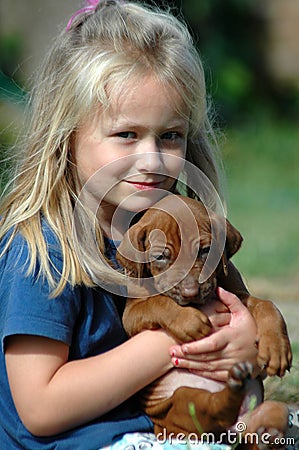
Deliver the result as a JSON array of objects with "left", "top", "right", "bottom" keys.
[{"left": 0, "top": 0, "right": 223, "bottom": 296}]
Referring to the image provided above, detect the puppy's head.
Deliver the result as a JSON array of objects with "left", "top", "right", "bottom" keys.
[
  {"left": 116, "top": 195, "right": 243, "bottom": 305},
  {"left": 116, "top": 207, "right": 179, "bottom": 279}
]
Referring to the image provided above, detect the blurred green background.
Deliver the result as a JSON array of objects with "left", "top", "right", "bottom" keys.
[
  {"left": 0, "top": 0, "right": 298, "bottom": 403},
  {"left": 0, "top": 0, "right": 298, "bottom": 294},
  {"left": 174, "top": 0, "right": 299, "bottom": 300}
]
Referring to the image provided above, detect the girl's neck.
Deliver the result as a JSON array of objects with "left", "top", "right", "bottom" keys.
[{"left": 97, "top": 203, "right": 138, "bottom": 240}]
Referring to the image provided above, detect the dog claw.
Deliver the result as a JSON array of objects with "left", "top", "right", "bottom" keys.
[{"left": 227, "top": 361, "right": 253, "bottom": 392}]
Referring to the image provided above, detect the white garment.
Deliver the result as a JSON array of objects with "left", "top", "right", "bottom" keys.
[{"left": 100, "top": 432, "right": 231, "bottom": 450}]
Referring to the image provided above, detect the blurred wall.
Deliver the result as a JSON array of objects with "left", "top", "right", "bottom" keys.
[
  {"left": 262, "top": 0, "right": 299, "bottom": 88},
  {"left": 0, "top": 0, "right": 80, "bottom": 84},
  {"left": 1, "top": 0, "right": 299, "bottom": 87}
]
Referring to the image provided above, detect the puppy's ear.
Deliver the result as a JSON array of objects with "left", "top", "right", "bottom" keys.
[
  {"left": 116, "top": 223, "right": 147, "bottom": 278},
  {"left": 225, "top": 219, "right": 243, "bottom": 259},
  {"left": 220, "top": 220, "right": 243, "bottom": 276}
]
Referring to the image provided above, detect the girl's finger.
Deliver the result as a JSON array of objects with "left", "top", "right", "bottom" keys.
[
  {"left": 180, "top": 331, "right": 229, "bottom": 355},
  {"left": 170, "top": 330, "right": 228, "bottom": 358},
  {"left": 216, "top": 287, "right": 247, "bottom": 314},
  {"left": 171, "top": 357, "right": 223, "bottom": 371},
  {"left": 171, "top": 348, "right": 223, "bottom": 362},
  {"left": 171, "top": 355, "right": 233, "bottom": 377}
]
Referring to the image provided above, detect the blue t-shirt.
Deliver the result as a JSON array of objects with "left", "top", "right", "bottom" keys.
[{"left": 0, "top": 221, "right": 152, "bottom": 449}]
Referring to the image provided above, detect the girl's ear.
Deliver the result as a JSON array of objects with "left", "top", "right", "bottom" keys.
[
  {"left": 225, "top": 220, "right": 243, "bottom": 259},
  {"left": 116, "top": 224, "right": 147, "bottom": 278}
]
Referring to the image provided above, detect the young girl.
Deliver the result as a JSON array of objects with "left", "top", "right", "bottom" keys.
[{"left": 0, "top": 1, "right": 271, "bottom": 449}]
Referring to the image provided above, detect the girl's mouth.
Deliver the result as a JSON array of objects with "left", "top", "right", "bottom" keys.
[{"left": 125, "top": 180, "right": 163, "bottom": 191}]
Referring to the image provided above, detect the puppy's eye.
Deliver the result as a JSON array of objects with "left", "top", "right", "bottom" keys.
[
  {"left": 152, "top": 251, "right": 170, "bottom": 262},
  {"left": 198, "top": 247, "right": 210, "bottom": 259},
  {"left": 152, "top": 254, "right": 166, "bottom": 261},
  {"left": 151, "top": 248, "right": 171, "bottom": 261},
  {"left": 150, "top": 249, "right": 170, "bottom": 269}
]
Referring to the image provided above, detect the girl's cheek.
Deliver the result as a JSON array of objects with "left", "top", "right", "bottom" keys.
[{"left": 165, "top": 157, "right": 185, "bottom": 178}]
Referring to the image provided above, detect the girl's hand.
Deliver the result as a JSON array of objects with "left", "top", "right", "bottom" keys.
[
  {"left": 169, "top": 287, "right": 258, "bottom": 382},
  {"left": 197, "top": 293, "right": 231, "bottom": 332}
]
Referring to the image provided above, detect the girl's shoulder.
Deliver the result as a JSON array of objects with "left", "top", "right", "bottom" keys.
[
  {"left": 0, "top": 218, "right": 63, "bottom": 277},
  {"left": 1, "top": 218, "right": 61, "bottom": 251},
  {"left": 41, "top": 218, "right": 63, "bottom": 258}
]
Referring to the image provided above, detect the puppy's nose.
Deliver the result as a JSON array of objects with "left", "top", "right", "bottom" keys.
[
  {"left": 181, "top": 286, "right": 199, "bottom": 297},
  {"left": 180, "top": 276, "right": 199, "bottom": 298}
]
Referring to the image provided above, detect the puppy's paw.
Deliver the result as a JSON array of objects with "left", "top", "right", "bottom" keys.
[
  {"left": 168, "top": 307, "right": 211, "bottom": 342},
  {"left": 242, "top": 401, "right": 288, "bottom": 449},
  {"left": 227, "top": 361, "right": 253, "bottom": 392},
  {"left": 257, "top": 333, "right": 292, "bottom": 377}
]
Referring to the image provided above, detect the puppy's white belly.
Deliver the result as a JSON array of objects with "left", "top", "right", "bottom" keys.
[
  {"left": 142, "top": 369, "right": 224, "bottom": 408},
  {"left": 142, "top": 369, "right": 263, "bottom": 418}
]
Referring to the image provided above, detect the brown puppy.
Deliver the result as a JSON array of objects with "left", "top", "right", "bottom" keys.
[{"left": 117, "top": 195, "right": 292, "bottom": 448}]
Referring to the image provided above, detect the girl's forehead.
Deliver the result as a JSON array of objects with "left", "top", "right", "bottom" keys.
[{"left": 105, "top": 75, "right": 190, "bottom": 123}]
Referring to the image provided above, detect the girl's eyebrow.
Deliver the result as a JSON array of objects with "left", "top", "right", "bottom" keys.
[
  {"left": 108, "top": 123, "right": 189, "bottom": 136},
  {"left": 108, "top": 117, "right": 189, "bottom": 130},
  {"left": 163, "top": 120, "right": 190, "bottom": 130}
]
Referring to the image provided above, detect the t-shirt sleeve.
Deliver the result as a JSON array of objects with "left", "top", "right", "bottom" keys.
[{"left": 1, "top": 235, "right": 81, "bottom": 352}]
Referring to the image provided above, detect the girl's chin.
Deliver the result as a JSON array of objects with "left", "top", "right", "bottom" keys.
[
  {"left": 114, "top": 191, "right": 168, "bottom": 213},
  {"left": 87, "top": 189, "right": 167, "bottom": 214}
]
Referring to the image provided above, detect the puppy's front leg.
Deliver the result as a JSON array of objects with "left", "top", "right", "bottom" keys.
[
  {"left": 123, "top": 296, "right": 212, "bottom": 342},
  {"left": 246, "top": 295, "right": 292, "bottom": 377},
  {"left": 218, "top": 261, "right": 292, "bottom": 377}
]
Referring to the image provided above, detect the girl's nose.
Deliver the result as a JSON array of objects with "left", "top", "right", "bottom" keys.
[{"left": 135, "top": 139, "right": 163, "bottom": 173}]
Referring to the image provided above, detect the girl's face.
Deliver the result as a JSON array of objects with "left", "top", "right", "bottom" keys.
[{"left": 73, "top": 75, "right": 189, "bottom": 235}]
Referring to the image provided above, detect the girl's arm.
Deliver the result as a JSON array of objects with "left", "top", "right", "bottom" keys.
[{"left": 5, "top": 329, "right": 176, "bottom": 437}]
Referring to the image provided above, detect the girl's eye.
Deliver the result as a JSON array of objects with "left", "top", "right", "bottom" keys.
[
  {"left": 161, "top": 131, "right": 182, "bottom": 141},
  {"left": 116, "top": 131, "right": 136, "bottom": 139}
]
